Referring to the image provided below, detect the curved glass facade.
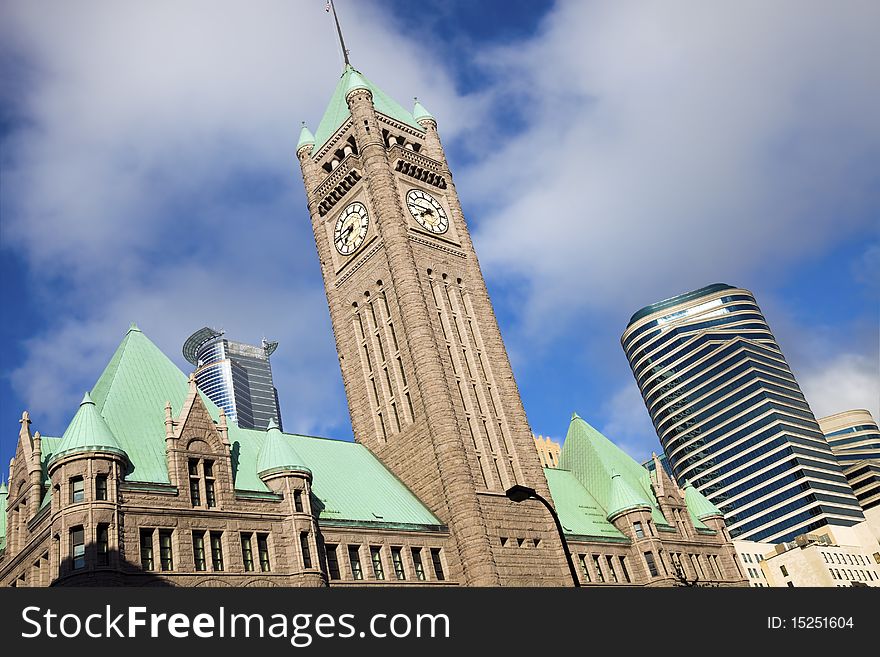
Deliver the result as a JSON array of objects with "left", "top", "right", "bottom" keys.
[
  {"left": 818, "top": 410, "right": 880, "bottom": 511},
  {"left": 185, "top": 330, "right": 283, "bottom": 431},
  {"left": 621, "top": 285, "right": 863, "bottom": 543}
]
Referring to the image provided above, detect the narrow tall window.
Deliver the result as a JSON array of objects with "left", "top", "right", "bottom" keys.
[
  {"left": 71, "top": 526, "right": 85, "bottom": 570},
  {"left": 412, "top": 547, "right": 425, "bottom": 581},
  {"left": 189, "top": 459, "right": 201, "bottom": 507},
  {"left": 391, "top": 547, "right": 405, "bottom": 580},
  {"left": 210, "top": 532, "right": 224, "bottom": 571},
  {"left": 593, "top": 555, "right": 605, "bottom": 583},
  {"left": 348, "top": 545, "right": 363, "bottom": 580},
  {"left": 370, "top": 546, "right": 385, "bottom": 580},
  {"left": 633, "top": 521, "right": 644, "bottom": 538},
  {"left": 430, "top": 548, "right": 445, "bottom": 581},
  {"left": 294, "top": 490, "right": 304, "bottom": 513},
  {"left": 780, "top": 565, "right": 789, "bottom": 577},
  {"left": 605, "top": 555, "right": 619, "bottom": 583},
  {"left": 241, "top": 534, "right": 255, "bottom": 572},
  {"left": 204, "top": 460, "right": 216, "bottom": 508},
  {"left": 192, "top": 532, "right": 206, "bottom": 572},
  {"left": 258, "top": 534, "right": 271, "bottom": 572},
  {"left": 326, "top": 544, "right": 341, "bottom": 580},
  {"left": 95, "top": 475, "right": 108, "bottom": 501},
  {"left": 619, "top": 556, "right": 632, "bottom": 583},
  {"left": 140, "top": 529, "right": 154, "bottom": 571},
  {"left": 96, "top": 525, "right": 109, "bottom": 567},
  {"left": 70, "top": 477, "right": 85, "bottom": 504},
  {"left": 644, "top": 551, "right": 659, "bottom": 577},
  {"left": 579, "top": 554, "right": 591, "bottom": 582},
  {"left": 159, "top": 530, "right": 174, "bottom": 571},
  {"left": 300, "top": 533, "right": 312, "bottom": 570}
]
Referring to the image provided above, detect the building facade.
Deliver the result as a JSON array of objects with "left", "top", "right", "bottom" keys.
[
  {"left": 818, "top": 410, "right": 880, "bottom": 512},
  {"left": 732, "top": 539, "right": 773, "bottom": 587},
  {"left": 760, "top": 533, "right": 880, "bottom": 587},
  {"left": 621, "top": 284, "right": 864, "bottom": 543},
  {"left": 534, "top": 435, "right": 561, "bottom": 468},
  {"left": 183, "top": 327, "right": 283, "bottom": 431},
  {"left": 1, "top": 62, "right": 747, "bottom": 588}
]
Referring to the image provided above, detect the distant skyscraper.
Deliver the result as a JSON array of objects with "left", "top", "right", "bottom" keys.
[
  {"left": 621, "top": 283, "right": 864, "bottom": 543},
  {"left": 183, "top": 327, "right": 283, "bottom": 431},
  {"left": 818, "top": 410, "right": 880, "bottom": 512}
]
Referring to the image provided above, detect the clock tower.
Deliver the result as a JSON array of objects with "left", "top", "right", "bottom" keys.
[{"left": 296, "top": 64, "right": 571, "bottom": 586}]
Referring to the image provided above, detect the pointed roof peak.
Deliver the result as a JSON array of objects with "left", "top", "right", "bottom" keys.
[
  {"left": 80, "top": 391, "right": 95, "bottom": 406},
  {"left": 683, "top": 481, "right": 723, "bottom": 520},
  {"left": 257, "top": 425, "right": 311, "bottom": 479},
  {"left": 297, "top": 122, "right": 315, "bottom": 151},
  {"left": 128, "top": 322, "right": 141, "bottom": 333},
  {"left": 412, "top": 97, "right": 435, "bottom": 123},
  {"left": 267, "top": 418, "right": 280, "bottom": 432},
  {"left": 571, "top": 411, "right": 581, "bottom": 421},
  {"left": 0, "top": 479, "right": 7, "bottom": 495},
  {"left": 49, "top": 391, "right": 127, "bottom": 466},
  {"left": 344, "top": 68, "right": 370, "bottom": 97},
  {"left": 606, "top": 467, "right": 651, "bottom": 520}
]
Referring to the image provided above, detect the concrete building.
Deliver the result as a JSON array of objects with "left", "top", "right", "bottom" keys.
[
  {"left": 534, "top": 435, "right": 561, "bottom": 468},
  {"left": 621, "top": 284, "right": 864, "bottom": 543},
  {"left": 732, "top": 539, "right": 773, "bottom": 587},
  {"left": 818, "top": 410, "right": 880, "bottom": 512},
  {"left": 760, "top": 533, "right": 880, "bottom": 587},
  {"left": 0, "top": 59, "right": 747, "bottom": 588},
  {"left": 183, "top": 327, "right": 283, "bottom": 431}
]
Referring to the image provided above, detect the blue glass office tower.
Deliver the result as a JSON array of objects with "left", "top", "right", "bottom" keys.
[
  {"left": 183, "top": 327, "right": 283, "bottom": 431},
  {"left": 621, "top": 284, "right": 863, "bottom": 543}
]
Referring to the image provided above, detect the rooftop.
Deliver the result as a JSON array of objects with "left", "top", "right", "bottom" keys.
[{"left": 626, "top": 283, "right": 736, "bottom": 328}]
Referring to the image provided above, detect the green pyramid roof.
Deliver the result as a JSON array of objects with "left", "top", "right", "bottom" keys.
[
  {"left": 257, "top": 419, "right": 311, "bottom": 477},
  {"left": 48, "top": 392, "right": 126, "bottom": 465},
  {"left": 412, "top": 98, "right": 435, "bottom": 123},
  {"left": 296, "top": 122, "right": 316, "bottom": 151},
  {"left": 0, "top": 480, "right": 7, "bottom": 551},
  {"left": 606, "top": 470, "right": 651, "bottom": 520},
  {"left": 312, "top": 65, "right": 424, "bottom": 153},
  {"left": 683, "top": 480, "right": 723, "bottom": 520}
]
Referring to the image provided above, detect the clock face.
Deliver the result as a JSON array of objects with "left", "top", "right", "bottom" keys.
[
  {"left": 406, "top": 189, "right": 449, "bottom": 234},
  {"left": 334, "top": 202, "right": 369, "bottom": 255}
]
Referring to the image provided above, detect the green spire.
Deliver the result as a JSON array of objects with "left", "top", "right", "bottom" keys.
[
  {"left": 683, "top": 480, "right": 723, "bottom": 520},
  {"left": 606, "top": 469, "right": 651, "bottom": 521},
  {"left": 256, "top": 419, "right": 311, "bottom": 478},
  {"left": 48, "top": 392, "right": 127, "bottom": 465},
  {"left": 297, "top": 122, "right": 315, "bottom": 151},
  {"left": 412, "top": 98, "right": 435, "bottom": 123},
  {"left": 344, "top": 67, "right": 370, "bottom": 96}
]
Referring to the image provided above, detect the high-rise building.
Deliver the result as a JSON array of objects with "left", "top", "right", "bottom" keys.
[
  {"left": 183, "top": 327, "right": 283, "bottom": 431},
  {"left": 621, "top": 284, "right": 864, "bottom": 543},
  {"left": 818, "top": 410, "right": 880, "bottom": 512}
]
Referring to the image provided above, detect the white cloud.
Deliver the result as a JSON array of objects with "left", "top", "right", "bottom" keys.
[
  {"left": 596, "top": 381, "right": 658, "bottom": 463},
  {"left": 799, "top": 353, "right": 880, "bottom": 422}
]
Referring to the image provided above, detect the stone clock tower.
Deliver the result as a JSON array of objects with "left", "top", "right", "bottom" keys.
[{"left": 296, "top": 64, "right": 571, "bottom": 586}]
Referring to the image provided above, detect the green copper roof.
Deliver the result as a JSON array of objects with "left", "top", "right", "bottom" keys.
[
  {"left": 0, "top": 480, "right": 7, "bottom": 551},
  {"left": 544, "top": 469, "right": 628, "bottom": 542},
  {"left": 257, "top": 419, "right": 311, "bottom": 478},
  {"left": 606, "top": 470, "right": 651, "bottom": 520},
  {"left": 69, "top": 325, "right": 441, "bottom": 529},
  {"left": 48, "top": 392, "right": 126, "bottom": 465},
  {"left": 312, "top": 65, "right": 424, "bottom": 153},
  {"left": 296, "top": 122, "right": 315, "bottom": 151},
  {"left": 627, "top": 283, "right": 735, "bottom": 327},
  {"left": 412, "top": 98, "right": 435, "bottom": 123},
  {"left": 683, "top": 481, "right": 723, "bottom": 520}
]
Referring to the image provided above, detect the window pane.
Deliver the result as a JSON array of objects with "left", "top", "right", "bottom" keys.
[
  {"left": 140, "top": 529, "right": 154, "bottom": 571},
  {"left": 294, "top": 490, "right": 304, "bottom": 513},
  {"left": 241, "top": 534, "right": 254, "bottom": 572},
  {"left": 71, "top": 478, "right": 85, "bottom": 504},
  {"left": 370, "top": 546, "right": 384, "bottom": 580},
  {"left": 159, "top": 530, "right": 174, "bottom": 571},
  {"left": 257, "top": 534, "right": 271, "bottom": 571},
  {"left": 193, "top": 532, "right": 206, "bottom": 572},
  {"left": 96, "top": 475, "right": 108, "bottom": 501},
  {"left": 391, "top": 547, "right": 405, "bottom": 580},
  {"left": 348, "top": 546, "right": 363, "bottom": 580},
  {"left": 326, "top": 544, "right": 341, "bottom": 580},
  {"left": 412, "top": 547, "right": 425, "bottom": 581},
  {"left": 211, "top": 533, "right": 224, "bottom": 571},
  {"left": 96, "top": 525, "right": 109, "bottom": 567},
  {"left": 71, "top": 527, "right": 85, "bottom": 570},
  {"left": 205, "top": 479, "right": 216, "bottom": 508},
  {"left": 430, "top": 548, "right": 445, "bottom": 581},
  {"left": 299, "top": 534, "right": 310, "bottom": 570},
  {"left": 190, "top": 478, "right": 201, "bottom": 507}
]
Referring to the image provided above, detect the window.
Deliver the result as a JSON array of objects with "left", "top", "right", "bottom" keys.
[
  {"left": 300, "top": 533, "right": 312, "bottom": 570},
  {"left": 241, "top": 534, "right": 255, "bottom": 572},
  {"left": 633, "top": 521, "right": 644, "bottom": 538},
  {"left": 210, "top": 532, "right": 224, "bottom": 571},
  {"left": 140, "top": 529, "right": 154, "bottom": 571},
  {"left": 96, "top": 475, "right": 108, "bottom": 501},
  {"left": 71, "top": 527, "right": 85, "bottom": 570},
  {"left": 579, "top": 555, "right": 591, "bottom": 582},
  {"left": 193, "top": 532, "right": 206, "bottom": 571},
  {"left": 391, "top": 547, "right": 405, "bottom": 580},
  {"left": 412, "top": 547, "right": 426, "bottom": 581},
  {"left": 349, "top": 546, "right": 363, "bottom": 580},
  {"left": 326, "top": 544, "right": 341, "bottom": 580},
  {"left": 822, "top": 552, "right": 828, "bottom": 563},
  {"left": 189, "top": 459, "right": 201, "bottom": 507},
  {"left": 619, "top": 556, "right": 631, "bottom": 583},
  {"left": 780, "top": 565, "right": 788, "bottom": 577},
  {"left": 787, "top": 581, "right": 795, "bottom": 587},
  {"left": 159, "top": 530, "right": 174, "bottom": 571},
  {"left": 96, "top": 525, "right": 109, "bottom": 567},
  {"left": 605, "top": 555, "right": 619, "bottom": 583},
  {"left": 370, "top": 546, "right": 385, "bottom": 580},
  {"left": 70, "top": 477, "right": 85, "bottom": 504},
  {"left": 294, "top": 490, "right": 304, "bottom": 513},
  {"left": 430, "top": 548, "right": 445, "bottom": 581},
  {"left": 204, "top": 460, "right": 216, "bottom": 508},
  {"left": 744, "top": 553, "right": 752, "bottom": 563},
  {"left": 644, "top": 551, "right": 659, "bottom": 577},
  {"left": 258, "top": 534, "right": 271, "bottom": 572},
  {"left": 593, "top": 555, "right": 605, "bottom": 583}
]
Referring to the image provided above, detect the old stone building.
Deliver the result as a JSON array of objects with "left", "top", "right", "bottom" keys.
[{"left": 0, "top": 61, "right": 747, "bottom": 587}]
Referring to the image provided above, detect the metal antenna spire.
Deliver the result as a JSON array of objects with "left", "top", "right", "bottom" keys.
[{"left": 327, "top": 0, "right": 351, "bottom": 67}]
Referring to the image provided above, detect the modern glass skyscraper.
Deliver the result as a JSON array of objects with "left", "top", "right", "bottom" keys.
[
  {"left": 183, "top": 327, "right": 283, "bottom": 431},
  {"left": 818, "top": 410, "right": 880, "bottom": 512},
  {"left": 621, "top": 284, "right": 864, "bottom": 543}
]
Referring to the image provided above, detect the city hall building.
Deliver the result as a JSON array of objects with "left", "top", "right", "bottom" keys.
[{"left": 0, "top": 61, "right": 746, "bottom": 588}]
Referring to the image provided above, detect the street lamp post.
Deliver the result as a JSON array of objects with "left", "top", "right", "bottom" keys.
[{"left": 505, "top": 485, "right": 581, "bottom": 587}]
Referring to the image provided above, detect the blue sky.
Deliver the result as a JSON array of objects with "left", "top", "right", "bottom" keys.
[{"left": 1, "top": 0, "right": 878, "bottom": 477}]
